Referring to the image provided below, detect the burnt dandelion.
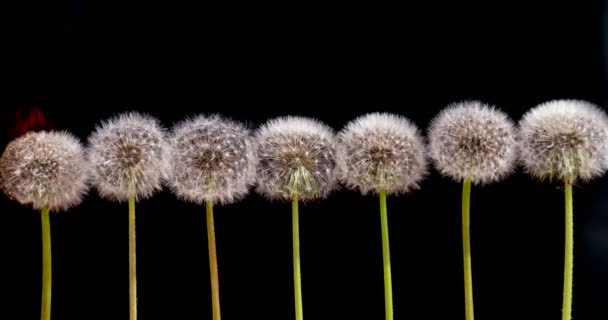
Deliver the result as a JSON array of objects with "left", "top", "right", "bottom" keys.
[
  {"left": 0, "top": 130, "right": 89, "bottom": 320},
  {"left": 428, "top": 101, "right": 518, "bottom": 320},
  {"left": 337, "top": 112, "right": 427, "bottom": 320},
  {"left": 519, "top": 100, "right": 608, "bottom": 320},
  {"left": 169, "top": 115, "right": 256, "bottom": 320},
  {"left": 88, "top": 112, "right": 170, "bottom": 320},
  {"left": 255, "top": 116, "right": 338, "bottom": 320}
]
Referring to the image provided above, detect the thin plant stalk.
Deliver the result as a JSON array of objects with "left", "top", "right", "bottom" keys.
[
  {"left": 129, "top": 188, "right": 137, "bottom": 320},
  {"left": 292, "top": 194, "right": 303, "bottom": 320},
  {"left": 462, "top": 177, "right": 474, "bottom": 320},
  {"left": 41, "top": 206, "right": 51, "bottom": 320},
  {"left": 206, "top": 200, "right": 221, "bottom": 320},
  {"left": 379, "top": 189, "right": 393, "bottom": 320},
  {"left": 562, "top": 181, "right": 573, "bottom": 320}
]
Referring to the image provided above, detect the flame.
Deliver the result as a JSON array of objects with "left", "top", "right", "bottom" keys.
[{"left": 11, "top": 106, "right": 54, "bottom": 137}]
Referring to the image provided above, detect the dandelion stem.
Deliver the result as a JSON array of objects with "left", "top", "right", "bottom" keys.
[
  {"left": 206, "top": 200, "right": 221, "bottom": 320},
  {"left": 129, "top": 191, "right": 137, "bottom": 320},
  {"left": 562, "top": 181, "right": 574, "bottom": 320},
  {"left": 292, "top": 194, "right": 303, "bottom": 320},
  {"left": 462, "top": 177, "right": 474, "bottom": 320},
  {"left": 379, "top": 189, "right": 393, "bottom": 320},
  {"left": 40, "top": 206, "right": 51, "bottom": 320}
]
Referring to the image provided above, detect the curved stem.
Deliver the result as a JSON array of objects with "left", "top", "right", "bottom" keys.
[
  {"left": 379, "top": 189, "right": 393, "bottom": 320},
  {"left": 129, "top": 192, "right": 137, "bottom": 320},
  {"left": 41, "top": 206, "right": 51, "bottom": 320},
  {"left": 562, "top": 182, "right": 574, "bottom": 320},
  {"left": 206, "top": 201, "right": 221, "bottom": 320},
  {"left": 462, "top": 178, "right": 474, "bottom": 320},
  {"left": 292, "top": 194, "right": 303, "bottom": 320}
]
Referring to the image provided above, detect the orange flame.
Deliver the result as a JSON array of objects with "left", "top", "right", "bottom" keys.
[{"left": 11, "top": 106, "right": 54, "bottom": 137}]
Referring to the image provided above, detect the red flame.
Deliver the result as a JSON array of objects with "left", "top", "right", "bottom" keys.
[{"left": 11, "top": 106, "right": 54, "bottom": 137}]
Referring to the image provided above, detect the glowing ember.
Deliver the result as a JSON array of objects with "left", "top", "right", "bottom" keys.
[{"left": 11, "top": 106, "right": 53, "bottom": 137}]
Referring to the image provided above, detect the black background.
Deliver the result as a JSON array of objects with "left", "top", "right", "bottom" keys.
[{"left": 2, "top": 1, "right": 608, "bottom": 319}]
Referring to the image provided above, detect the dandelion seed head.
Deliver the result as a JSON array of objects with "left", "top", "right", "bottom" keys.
[
  {"left": 255, "top": 116, "right": 338, "bottom": 201},
  {"left": 0, "top": 131, "right": 89, "bottom": 211},
  {"left": 337, "top": 113, "right": 427, "bottom": 195},
  {"left": 88, "top": 112, "right": 170, "bottom": 202},
  {"left": 519, "top": 99, "right": 608, "bottom": 183},
  {"left": 169, "top": 115, "right": 256, "bottom": 205},
  {"left": 428, "top": 101, "right": 518, "bottom": 184}
]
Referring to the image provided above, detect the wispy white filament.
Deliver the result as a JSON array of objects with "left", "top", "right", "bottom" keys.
[
  {"left": 168, "top": 115, "right": 256, "bottom": 205},
  {"left": 519, "top": 99, "right": 608, "bottom": 183},
  {"left": 428, "top": 101, "right": 518, "bottom": 184},
  {"left": 337, "top": 113, "right": 427, "bottom": 195},
  {"left": 88, "top": 112, "right": 170, "bottom": 201},
  {"left": 0, "top": 131, "right": 89, "bottom": 211},
  {"left": 255, "top": 116, "right": 338, "bottom": 201}
]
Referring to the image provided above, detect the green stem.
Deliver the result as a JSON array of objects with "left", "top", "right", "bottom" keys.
[
  {"left": 206, "top": 201, "right": 221, "bottom": 320},
  {"left": 292, "top": 194, "right": 303, "bottom": 320},
  {"left": 129, "top": 192, "right": 137, "bottom": 320},
  {"left": 462, "top": 178, "right": 474, "bottom": 320},
  {"left": 562, "top": 182, "right": 573, "bottom": 320},
  {"left": 41, "top": 206, "right": 51, "bottom": 320},
  {"left": 379, "top": 189, "right": 393, "bottom": 320}
]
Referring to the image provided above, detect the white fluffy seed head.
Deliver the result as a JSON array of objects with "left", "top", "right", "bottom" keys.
[
  {"left": 255, "top": 116, "right": 338, "bottom": 201},
  {"left": 88, "top": 112, "right": 170, "bottom": 202},
  {"left": 428, "top": 101, "right": 518, "bottom": 185},
  {"left": 519, "top": 100, "right": 608, "bottom": 183},
  {"left": 0, "top": 131, "right": 89, "bottom": 212},
  {"left": 168, "top": 115, "right": 257, "bottom": 205},
  {"left": 337, "top": 113, "right": 427, "bottom": 195}
]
